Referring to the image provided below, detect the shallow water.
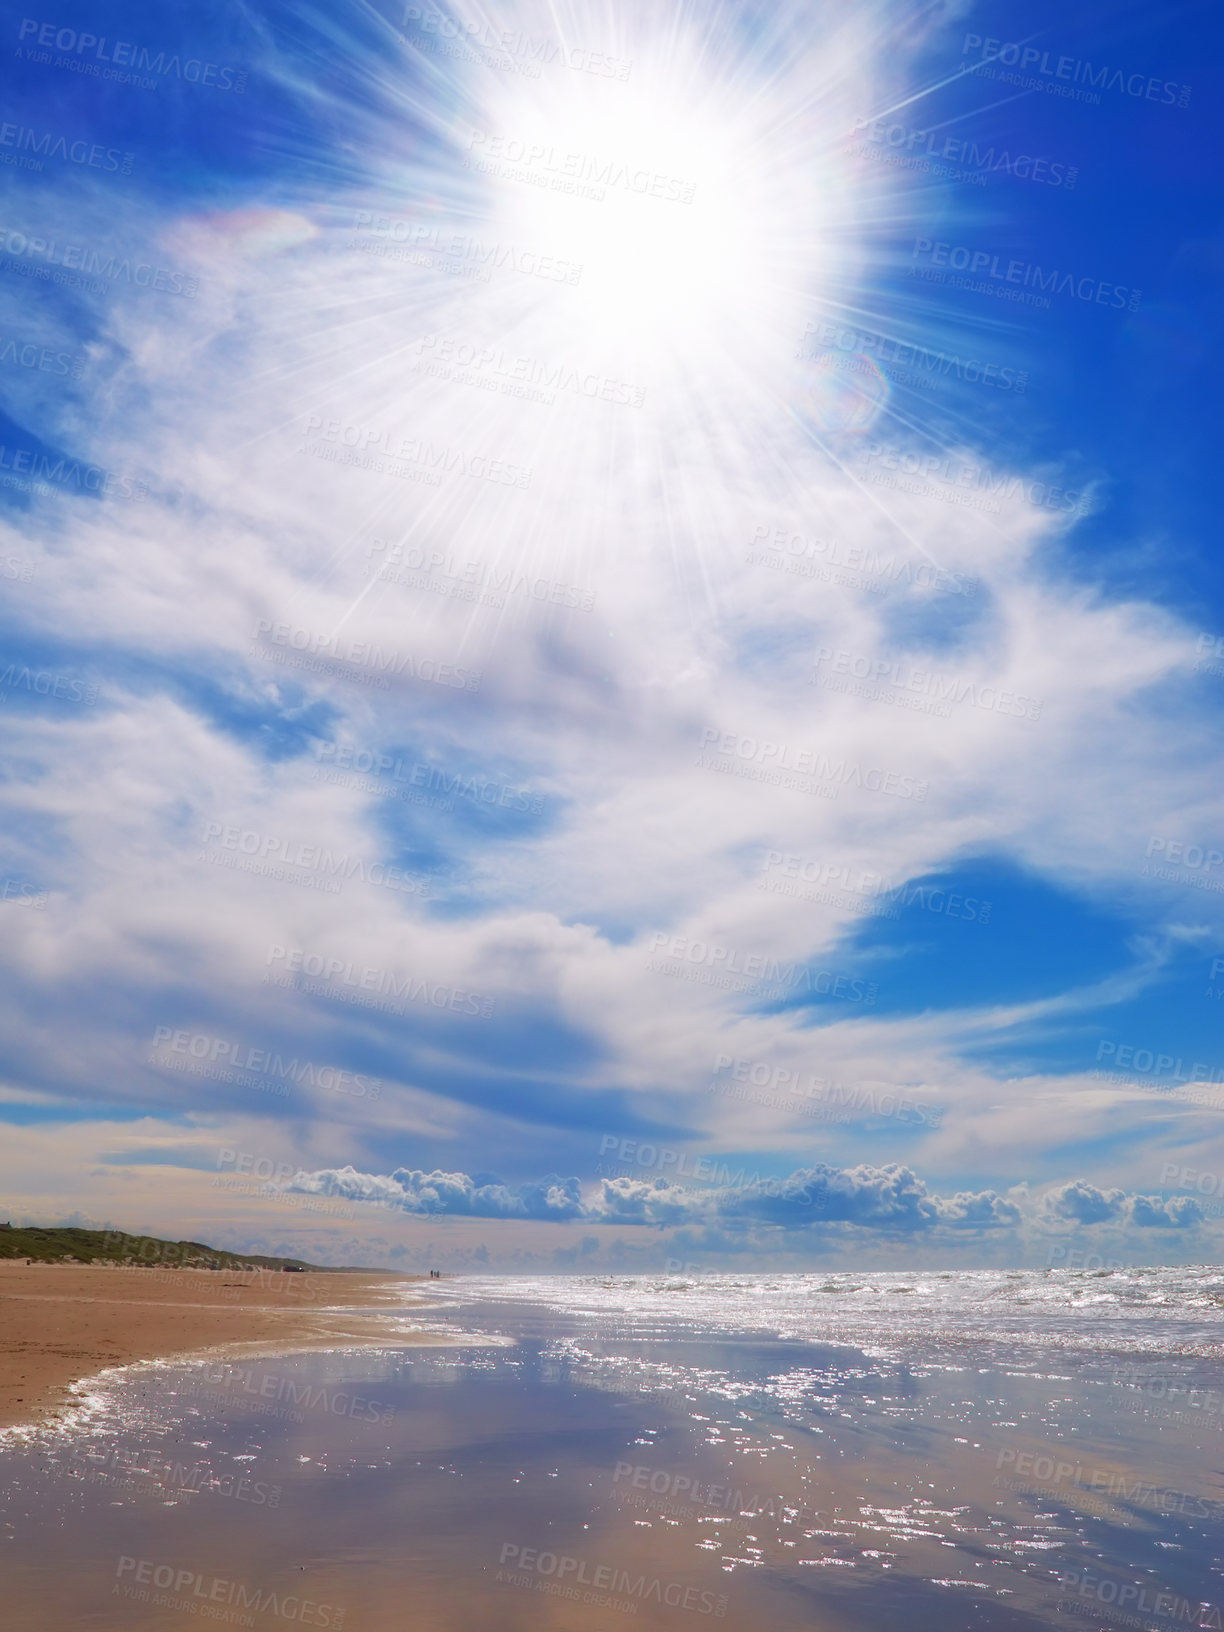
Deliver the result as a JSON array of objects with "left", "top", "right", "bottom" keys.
[
  {"left": 2, "top": 1271, "right": 1223, "bottom": 1630},
  {"left": 442, "top": 1265, "right": 1224, "bottom": 1359}
]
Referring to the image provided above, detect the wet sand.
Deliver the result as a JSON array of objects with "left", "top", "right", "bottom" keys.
[
  {"left": 3, "top": 1312, "right": 1224, "bottom": 1632},
  {"left": 2, "top": 1283, "right": 1224, "bottom": 1631},
  {"left": 0, "top": 1260, "right": 424, "bottom": 1431}
]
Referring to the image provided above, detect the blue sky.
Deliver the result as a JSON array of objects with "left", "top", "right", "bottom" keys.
[{"left": 1, "top": 0, "right": 1222, "bottom": 1270}]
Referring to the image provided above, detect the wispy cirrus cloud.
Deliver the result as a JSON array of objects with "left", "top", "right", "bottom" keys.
[{"left": 0, "top": 0, "right": 1221, "bottom": 1264}]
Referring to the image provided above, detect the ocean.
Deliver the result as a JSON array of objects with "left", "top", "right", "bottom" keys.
[{"left": 3, "top": 1266, "right": 1223, "bottom": 1630}]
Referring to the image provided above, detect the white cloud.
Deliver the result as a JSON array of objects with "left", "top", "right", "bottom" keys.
[{"left": 1, "top": 0, "right": 1222, "bottom": 1261}]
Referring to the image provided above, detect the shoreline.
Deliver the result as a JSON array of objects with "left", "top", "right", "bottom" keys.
[{"left": 0, "top": 1260, "right": 444, "bottom": 1434}]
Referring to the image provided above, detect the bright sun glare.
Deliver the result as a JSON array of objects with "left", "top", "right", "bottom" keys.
[{"left": 476, "top": 78, "right": 810, "bottom": 369}]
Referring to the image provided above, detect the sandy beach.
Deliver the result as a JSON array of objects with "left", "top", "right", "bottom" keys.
[
  {"left": 0, "top": 1260, "right": 424, "bottom": 1432},
  {"left": 0, "top": 1271, "right": 1221, "bottom": 1631}
]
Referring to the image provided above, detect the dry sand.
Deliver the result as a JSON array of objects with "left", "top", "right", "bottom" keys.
[{"left": 0, "top": 1260, "right": 428, "bottom": 1432}]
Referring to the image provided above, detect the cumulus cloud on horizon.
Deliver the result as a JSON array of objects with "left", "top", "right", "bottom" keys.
[
  {"left": 283, "top": 1162, "right": 1199, "bottom": 1236},
  {"left": 1038, "top": 1178, "right": 1204, "bottom": 1230}
]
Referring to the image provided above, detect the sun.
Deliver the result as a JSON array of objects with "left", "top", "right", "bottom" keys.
[{"left": 467, "top": 65, "right": 832, "bottom": 382}]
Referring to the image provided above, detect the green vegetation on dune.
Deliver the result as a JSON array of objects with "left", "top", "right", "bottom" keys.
[{"left": 0, "top": 1223, "right": 324, "bottom": 1271}]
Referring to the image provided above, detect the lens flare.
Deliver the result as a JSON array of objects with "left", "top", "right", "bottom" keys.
[
  {"left": 168, "top": 208, "right": 319, "bottom": 260},
  {"left": 802, "top": 350, "right": 890, "bottom": 433}
]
